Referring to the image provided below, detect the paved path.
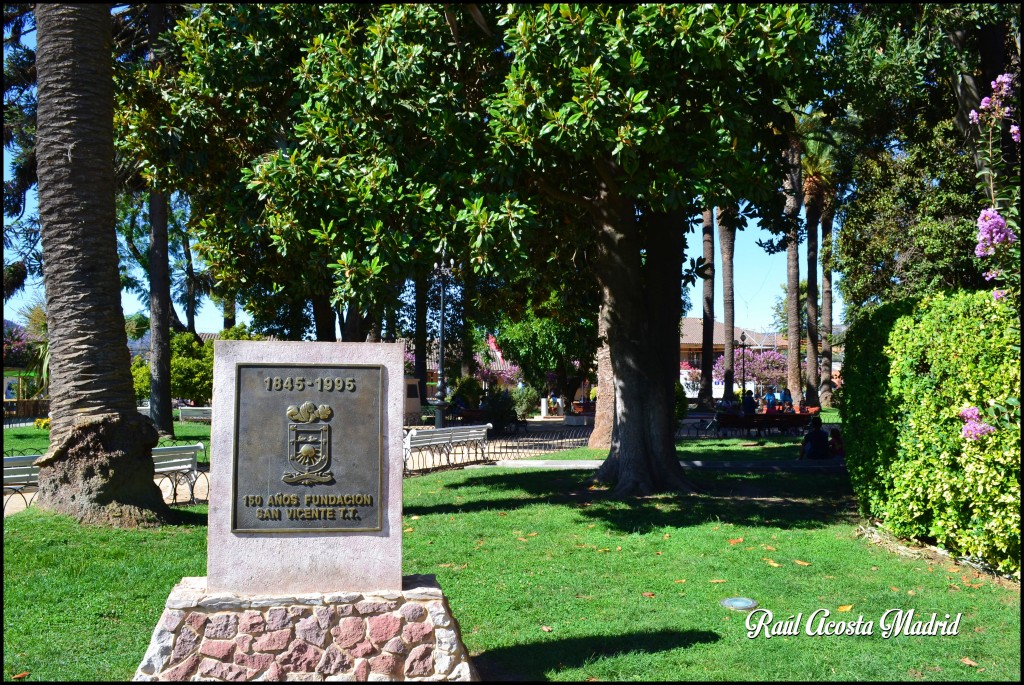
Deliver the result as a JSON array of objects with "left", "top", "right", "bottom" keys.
[{"left": 470, "top": 458, "right": 848, "bottom": 473}]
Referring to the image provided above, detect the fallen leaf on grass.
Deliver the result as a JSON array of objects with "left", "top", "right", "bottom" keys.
[
  {"left": 642, "top": 592, "right": 656, "bottom": 598},
  {"left": 616, "top": 546, "right": 622, "bottom": 551},
  {"left": 837, "top": 605, "right": 853, "bottom": 612},
  {"left": 961, "top": 575, "right": 983, "bottom": 588},
  {"left": 763, "top": 545, "right": 777, "bottom": 551},
  {"left": 517, "top": 537, "right": 528, "bottom": 542},
  {"left": 728, "top": 537, "right": 744, "bottom": 545},
  {"left": 404, "top": 527, "right": 414, "bottom": 533},
  {"left": 664, "top": 533, "right": 671, "bottom": 539},
  {"left": 498, "top": 512, "right": 507, "bottom": 517},
  {"left": 960, "top": 658, "right": 978, "bottom": 667},
  {"left": 871, "top": 566, "right": 879, "bottom": 571},
  {"left": 907, "top": 590, "right": 916, "bottom": 596},
  {"left": 948, "top": 584, "right": 961, "bottom": 591},
  {"left": 12, "top": 674, "right": 29, "bottom": 681},
  {"left": 763, "top": 558, "right": 781, "bottom": 567},
  {"left": 655, "top": 552, "right": 662, "bottom": 556},
  {"left": 597, "top": 548, "right": 610, "bottom": 553},
  {"left": 890, "top": 586, "right": 900, "bottom": 592},
  {"left": 528, "top": 532, "right": 538, "bottom": 537},
  {"left": 674, "top": 579, "right": 687, "bottom": 584},
  {"left": 541, "top": 626, "right": 553, "bottom": 632},
  {"left": 709, "top": 579, "right": 727, "bottom": 583},
  {"left": 410, "top": 515, "right": 420, "bottom": 520},
  {"left": 794, "top": 560, "right": 812, "bottom": 566}
]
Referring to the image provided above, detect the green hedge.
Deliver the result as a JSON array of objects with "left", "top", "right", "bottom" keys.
[{"left": 842, "top": 291, "right": 1020, "bottom": 575}]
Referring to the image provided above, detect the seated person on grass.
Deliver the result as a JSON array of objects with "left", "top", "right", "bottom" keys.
[
  {"left": 799, "top": 416, "right": 830, "bottom": 460},
  {"left": 829, "top": 429, "right": 846, "bottom": 459}
]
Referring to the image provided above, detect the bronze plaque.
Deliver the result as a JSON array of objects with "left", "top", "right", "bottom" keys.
[{"left": 232, "top": 363, "right": 383, "bottom": 533}]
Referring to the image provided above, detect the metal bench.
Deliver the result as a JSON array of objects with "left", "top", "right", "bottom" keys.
[
  {"left": 178, "top": 406, "right": 213, "bottom": 423},
  {"left": 403, "top": 424, "right": 492, "bottom": 473},
  {"left": 3, "top": 442, "right": 207, "bottom": 512}
]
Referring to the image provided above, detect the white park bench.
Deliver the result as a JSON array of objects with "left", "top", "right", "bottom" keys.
[
  {"left": 403, "top": 424, "right": 492, "bottom": 472},
  {"left": 178, "top": 406, "right": 213, "bottom": 423},
  {"left": 3, "top": 442, "right": 206, "bottom": 512}
]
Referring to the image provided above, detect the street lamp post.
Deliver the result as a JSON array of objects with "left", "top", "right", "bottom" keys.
[
  {"left": 429, "top": 259, "right": 454, "bottom": 429},
  {"left": 740, "top": 332, "right": 748, "bottom": 397}
]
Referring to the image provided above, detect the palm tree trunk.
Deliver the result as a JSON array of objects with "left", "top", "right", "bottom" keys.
[
  {"left": 819, "top": 201, "right": 835, "bottom": 407},
  {"left": 717, "top": 205, "right": 737, "bottom": 401},
  {"left": 697, "top": 208, "right": 715, "bottom": 408},
  {"left": 34, "top": 3, "right": 169, "bottom": 526},
  {"left": 782, "top": 134, "right": 803, "bottom": 404},
  {"left": 146, "top": 2, "right": 174, "bottom": 437},
  {"left": 803, "top": 187, "right": 821, "bottom": 406}
]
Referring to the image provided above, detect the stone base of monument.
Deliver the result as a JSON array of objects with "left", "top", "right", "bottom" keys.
[{"left": 134, "top": 574, "right": 477, "bottom": 682}]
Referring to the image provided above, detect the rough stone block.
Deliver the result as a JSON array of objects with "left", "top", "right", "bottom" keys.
[
  {"left": 159, "top": 609, "right": 186, "bottom": 632},
  {"left": 316, "top": 644, "right": 353, "bottom": 676},
  {"left": 137, "top": 628, "right": 175, "bottom": 675},
  {"left": 198, "top": 657, "right": 250, "bottom": 681},
  {"left": 235, "top": 650, "right": 275, "bottom": 672},
  {"left": 159, "top": 653, "right": 200, "bottom": 681},
  {"left": 296, "top": 614, "right": 329, "bottom": 647},
  {"left": 369, "top": 653, "right": 398, "bottom": 675},
  {"left": 382, "top": 637, "right": 406, "bottom": 655},
  {"left": 435, "top": 628, "right": 458, "bottom": 653},
  {"left": 331, "top": 617, "right": 365, "bottom": 649},
  {"left": 356, "top": 601, "right": 398, "bottom": 615},
  {"left": 200, "top": 639, "right": 237, "bottom": 661},
  {"left": 266, "top": 607, "right": 292, "bottom": 631},
  {"left": 185, "top": 612, "right": 208, "bottom": 633},
  {"left": 207, "top": 613, "right": 240, "bottom": 639},
  {"left": 170, "top": 626, "right": 200, "bottom": 665},
  {"left": 280, "top": 639, "right": 324, "bottom": 673},
  {"left": 401, "top": 621, "right": 433, "bottom": 645},
  {"left": 200, "top": 593, "right": 248, "bottom": 611},
  {"left": 426, "top": 603, "right": 451, "bottom": 628},
  {"left": 367, "top": 615, "right": 401, "bottom": 645},
  {"left": 399, "top": 603, "right": 427, "bottom": 623},
  {"left": 325, "top": 592, "right": 362, "bottom": 604},
  {"left": 254, "top": 628, "right": 293, "bottom": 652},
  {"left": 404, "top": 645, "right": 433, "bottom": 678},
  {"left": 240, "top": 610, "right": 267, "bottom": 635},
  {"left": 350, "top": 640, "right": 376, "bottom": 659}
]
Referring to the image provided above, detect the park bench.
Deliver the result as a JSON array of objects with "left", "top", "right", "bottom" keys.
[
  {"left": 403, "top": 424, "right": 492, "bottom": 473},
  {"left": 3, "top": 442, "right": 206, "bottom": 512},
  {"left": 178, "top": 406, "right": 213, "bottom": 423},
  {"left": 715, "top": 412, "right": 815, "bottom": 437}
]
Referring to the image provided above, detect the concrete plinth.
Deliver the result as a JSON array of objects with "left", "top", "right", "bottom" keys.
[{"left": 134, "top": 575, "right": 477, "bottom": 682}]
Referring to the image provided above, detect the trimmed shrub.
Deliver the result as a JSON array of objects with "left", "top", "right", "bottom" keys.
[
  {"left": 510, "top": 384, "right": 540, "bottom": 419},
  {"left": 842, "top": 291, "right": 1020, "bottom": 575}
]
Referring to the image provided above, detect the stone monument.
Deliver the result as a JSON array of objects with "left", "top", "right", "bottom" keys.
[{"left": 135, "top": 341, "right": 477, "bottom": 681}]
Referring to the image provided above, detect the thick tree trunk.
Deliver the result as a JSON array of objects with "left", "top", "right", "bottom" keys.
[
  {"left": 590, "top": 180, "right": 696, "bottom": 497},
  {"left": 311, "top": 292, "right": 337, "bottom": 341},
  {"left": 697, "top": 208, "right": 715, "bottom": 409},
  {"left": 717, "top": 206, "right": 737, "bottom": 401},
  {"left": 782, "top": 134, "right": 803, "bottom": 404},
  {"left": 34, "top": 3, "right": 170, "bottom": 526},
  {"left": 589, "top": 304, "right": 614, "bottom": 449},
  {"left": 803, "top": 187, "right": 821, "bottom": 406},
  {"left": 148, "top": 188, "right": 174, "bottom": 436},
  {"left": 818, "top": 202, "right": 835, "bottom": 407}
]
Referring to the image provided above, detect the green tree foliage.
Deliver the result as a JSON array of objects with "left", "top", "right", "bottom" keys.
[
  {"left": 836, "top": 118, "right": 986, "bottom": 311},
  {"left": 842, "top": 291, "right": 1020, "bottom": 575}
]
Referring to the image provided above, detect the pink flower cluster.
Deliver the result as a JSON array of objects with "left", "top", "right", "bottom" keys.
[
  {"left": 975, "top": 208, "right": 1017, "bottom": 257},
  {"left": 969, "top": 73, "right": 1019, "bottom": 140},
  {"left": 959, "top": 405, "right": 996, "bottom": 441}
]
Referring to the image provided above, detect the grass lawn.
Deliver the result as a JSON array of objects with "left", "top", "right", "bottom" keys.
[
  {"left": 3, "top": 422, "right": 213, "bottom": 464},
  {"left": 4, "top": 458, "right": 1019, "bottom": 682},
  {"left": 532, "top": 437, "right": 806, "bottom": 462}
]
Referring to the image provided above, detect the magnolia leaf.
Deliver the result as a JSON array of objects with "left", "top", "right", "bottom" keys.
[
  {"left": 728, "top": 537, "right": 744, "bottom": 545},
  {"left": 794, "top": 560, "right": 811, "bottom": 566},
  {"left": 642, "top": 592, "right": 656, "bottom": 598},
  {"left": 709, "top": 579, "right": 727, "bottom": 583},
  {"left": 960, "top": 658, "right": 978, "bottom": 667},
  {"left": 541, "top": 625, "right": 553, "bottom": 632},
  {"left": 837, "top": 605, "right": 853, "bottom": 612},
  {"left": 763, "top": 558, "right": 781, "bottom": 567}
]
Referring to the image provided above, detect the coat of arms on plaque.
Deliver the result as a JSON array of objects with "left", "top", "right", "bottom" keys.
[{"left": 284, "top": 401, "right": 335, "bottom": 485}]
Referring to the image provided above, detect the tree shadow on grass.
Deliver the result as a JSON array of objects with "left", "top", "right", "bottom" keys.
[
  {"left": 165, "top": 506, "right": 208, "bottom": 527},
  {"left": 404, "top": 469, "right": 859, "bottom": 533},
  {"left": 471, "top": 629, "right": 721, "bottom": 681}
]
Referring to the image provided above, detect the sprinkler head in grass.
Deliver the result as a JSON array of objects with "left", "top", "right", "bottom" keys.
[{"left": 720, "top": 597, "right": 759, "bottom": 611}]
